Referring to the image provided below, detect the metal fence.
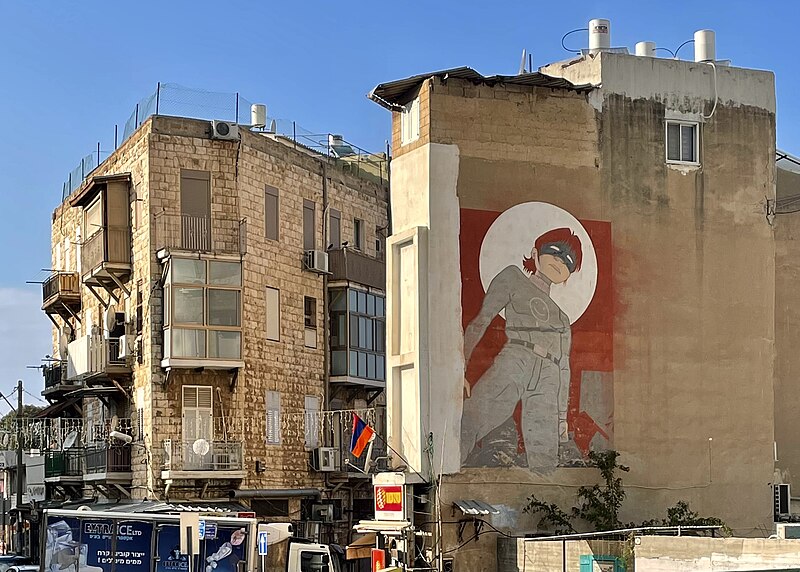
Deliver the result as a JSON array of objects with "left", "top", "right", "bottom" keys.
[{"left": 61, "top": 83, "right": 389, "bottom": 201}]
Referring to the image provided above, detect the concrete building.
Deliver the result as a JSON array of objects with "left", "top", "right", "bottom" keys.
[
  {"left": 369, "top": 23, "right": 782, "bottom": 571},
  {"left": 35, "top": 112, "right": 389, "bottom": 547}
]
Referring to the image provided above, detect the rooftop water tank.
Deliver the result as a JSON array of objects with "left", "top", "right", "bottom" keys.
[
  {"left": 635, "top": 41, "right": 656, "bottom": 57},
  {"left": 694, "top": 30, "right": 716, "bottom": 62},
  {"left": 588, "top": 18, "right": 611, "bottom": 54},
  {"left": 251, "top": 104, "right": 267, "bottom": 128}
]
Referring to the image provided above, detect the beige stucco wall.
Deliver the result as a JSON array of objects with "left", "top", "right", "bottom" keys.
[{"left": 385, "top": 53, "right": 777, "bottom": 572}]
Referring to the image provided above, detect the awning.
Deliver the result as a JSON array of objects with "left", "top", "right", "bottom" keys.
[
  {"left": 453, "top": 499, "right": 500, "bottom": 516},
  {"left": 353, "top": 520, "right": 411, "bottom": 535},
  {"left": 346, "top": 532, "right": 376, "bottom": 560},
  {"left": 35, "top": 397, "right": 81, "bottom": 418}
]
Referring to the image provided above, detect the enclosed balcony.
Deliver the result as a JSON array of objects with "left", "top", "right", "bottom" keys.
[
  {"left": 42, "top": 360, "right": 81, "bottom": 399},
  {"left": 327, "top": 248, "right": 385, "bottom": 291},
  {"left": 41, "top": 271, "right": 81, "bottom": 324},
  {"left": 70, "top": 173, "right": 132, "bottom": 298},
  {"left": 66, "top": 334, "right": 131, "bottom": 383},
  {"left": 161, "top": 438, "right": 245, "bottom": 481}
]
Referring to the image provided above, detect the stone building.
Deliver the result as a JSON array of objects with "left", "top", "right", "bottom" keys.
[
  {"left": 368, "top": 23, "right": 782, "bottom": 572},
  {"left": 38, "top": 113, "right": 388, "bottom": 543}
]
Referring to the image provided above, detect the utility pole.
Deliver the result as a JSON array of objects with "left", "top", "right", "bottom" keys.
[{"left": 15, "top": 380, "right": 22, "bottom": 556}]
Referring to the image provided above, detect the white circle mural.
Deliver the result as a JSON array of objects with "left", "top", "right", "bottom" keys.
[{"left": 479, "top": 202, "right": 597, "bottom": 324}]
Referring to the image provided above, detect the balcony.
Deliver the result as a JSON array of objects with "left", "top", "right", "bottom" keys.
[
  {"left": 42, "top": 361, "right": 81, "bottom": 399},
  {"left": 66, "top": 334, "right": 131, "bottom": 383},
  {"left": 319, "top": 407, "right": 388, "bottom": 478},
  {"left": 41, "top": 272, "right": 81, "bottom": 321},
  {"left": 154, "top": 213, "right": 246, "bottom": 255},
  {"left": 327, "top": 248, "right": 385, "bottom": 291},
  {"left": 81, "top": 226, "right": 132, "bottom": 289},
  {"left": 84, "top": 444, "right": 132, "bottom": 485},
  {"left": 45, "top": 449, "right": 84, "bottom": 481},
  {"left": 161, "top": 439, "right": 245, "bottom": 481}
]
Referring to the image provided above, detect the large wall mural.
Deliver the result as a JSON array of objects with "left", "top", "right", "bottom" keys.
[{"left": 460, "top": 202, "right": 613, "bottom": 470}]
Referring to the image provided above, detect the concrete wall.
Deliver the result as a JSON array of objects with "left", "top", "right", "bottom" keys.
[{"left": 384, "top": 52, "right": 777, "bottom": 572}]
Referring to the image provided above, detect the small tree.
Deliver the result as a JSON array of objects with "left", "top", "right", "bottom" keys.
[{"left": 571, "top": 450, "right": 629, "bottom": 531}]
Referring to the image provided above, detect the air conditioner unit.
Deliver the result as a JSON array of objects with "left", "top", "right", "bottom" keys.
[
  {"left": 304, "top": 250, "right": 329, "bottom": 274},
  {"left": 311, "top": 503, "right": 335, "bottom": 523},
  {"left": 776, "top": 523, "right": 800, "bottom": 539},
  {"left": 211, "top": 120, "right": 240, "bottom": 141},
  {"left": 310, "top": 447, "right": 338, "bottom": 472},
  {"left": 117, "top": 335, "right": 131, "bottom": 359}
]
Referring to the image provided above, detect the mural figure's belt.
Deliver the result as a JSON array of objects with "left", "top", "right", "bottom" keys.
[{"left": 508, "top": 339, "right": 561, "bottom": 366}]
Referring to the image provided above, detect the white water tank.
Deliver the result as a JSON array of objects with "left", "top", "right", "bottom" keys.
[
  {"left": 251, "top": 103, "right": 267, "bottom": 128},
  {"left": 694, "top": 30, "right": 716, "bottom": 62},
  {"left": 588, "top": 18, "right": 611, "bottom": 54},
  {"left": 635, "top": 41, "right": 656, "bottom": 57}
]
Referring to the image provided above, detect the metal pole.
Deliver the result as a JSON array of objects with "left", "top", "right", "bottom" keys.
[
  {"left": 114, "top": 124, "right": 118, "bottom": 150},
  {"left": 97, "top": 142, "right": 101, "bottom": 165},
  {"left": 235, "top": 93, "right": 239, "bottom": 124},
  {"left": 15, "top": 380, "right": 22, "bottom": 556},
  {"left": 1, "top": 481, "right": 5, "bottom": 554},
  {"left": 293, "top": 121, "right": 297, "bottom": 149},
  {"left": 135, "top": 103, "right": 139, "bottom": 127},
  {"left": 156, "top": 82, "right": 161, "bottom": 115}
]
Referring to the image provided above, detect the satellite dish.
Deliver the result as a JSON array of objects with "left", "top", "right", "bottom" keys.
[
  {"left": 192, "top": 438, "right": 210, "bottom": 456},
  {"left": 63, "top": 430, "right": 78, "bottom": 450},
  {"left": 58, "top": 330, "right": 69, "bottom": 359},
  {"left": 105, "top": 306, "right": 117, "bottom": 334},
  {"left": 0, "top": 432, "right": 10, "bottom": 448},
  {"left": 77, "top": 505, "right": 92, "bottom": 512}
]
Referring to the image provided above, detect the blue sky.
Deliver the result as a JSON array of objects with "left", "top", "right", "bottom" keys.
[{"left": 0, "top": 0, "right": 797, "bottom": 404}]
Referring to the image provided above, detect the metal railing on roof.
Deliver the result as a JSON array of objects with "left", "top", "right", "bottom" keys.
[{"left": 60, "top": 83, "right": 389, "bottom": 201}]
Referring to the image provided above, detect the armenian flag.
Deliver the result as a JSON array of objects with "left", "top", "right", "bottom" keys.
[{"left": 350, "top": 414, "right": 375, "bottom": 458}]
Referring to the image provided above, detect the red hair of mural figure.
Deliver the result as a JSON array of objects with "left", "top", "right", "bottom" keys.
[{"left": 522, "top": 227, "right": 583, "bottom": 276}]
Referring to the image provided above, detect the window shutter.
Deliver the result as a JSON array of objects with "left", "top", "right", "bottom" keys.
[
  {"left": 266, "top": 391, "right": 281, "bottom": 445},
  {"left": 304, "top": 396, "right": 320, "bottom": 449}
]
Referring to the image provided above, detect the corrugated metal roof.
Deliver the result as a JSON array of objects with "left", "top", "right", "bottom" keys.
[
  {"left": 368, "top": 67, "right": 593, "bottom": 109},
  {"left": 453, "top": 499, "right": 500, "bottom": 516}
]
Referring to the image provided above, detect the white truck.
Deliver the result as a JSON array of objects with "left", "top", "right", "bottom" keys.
[{"left": 258, "top": 523, "right": 343, "bottom": 572}]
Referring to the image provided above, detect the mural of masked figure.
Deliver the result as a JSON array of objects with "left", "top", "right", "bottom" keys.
[{"left": 461, "top": 227, "right": 582, "bottom": 470}]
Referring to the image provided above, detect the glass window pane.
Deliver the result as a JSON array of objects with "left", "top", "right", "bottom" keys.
[
  {"left": 349, "top": 351, "right": 358, "bottom": 376},
  {"left": 358, "top": 317, "right": 367, "bottom": 349},
  {"left": 358, "top": 352, "right": 367, "bottom": 378},
  {"left": 367, "top": 294, "right": 375, "bottom": 316},
  {"left": 681, "top": 125, "right": 695, "bottom": 162},
  {"left": 667, "top": 123, "right": 681, "bottom": 161},
  {"left": 173, "top": 329, "right": 206, "bottom": 358},
  {"left": 349, "top": 289, "right": 357, "bottom": 312},
  {"left": 376, "top": 296, "right": 385, "bottom": 317},
  {"left": 209, "top": 261, "right": 242, "bottom": 286},
  {"left": 377, "top": 355, "right": 385, "bottom": 381},
  {"left": 365, "top": 319, "right": 374, "bottom": 351},
  {"left": 172, "top": 259, "right": 206, "bottom": 284},
  {"left": 330, "top": 289, "right": 347, "bottom": 311},
  {"left": 349, "top": 315, "right": 359, "bottom": 348},
  {"left": 209, "top": 330, "right": 241, "bottom": 359},
  {"left": 208, "top": 289, "right": 240, "bottom": 326},
  {"left": 164, "top": 285, "right": 170, "bottom": 326},
  {"left": 331, "top": 351, "right": 347, "bottom": 376},
  {"left": 85, "top": 198, "right": 103, "bottom": 238},
  {"left": 376, "top": 322, "right": 385, "bottom": 352},
  {"left": 357, "top": 291, "right": 367, "bottom": 314},
  {"left": 174, "top": 287, "right": 204, "bottom": 324},
  {"left": 331, "top": 313, "right": 346, "bottom": 349},
  {"left": 367, "top": 353, "right": 376, "bottom": 380}
]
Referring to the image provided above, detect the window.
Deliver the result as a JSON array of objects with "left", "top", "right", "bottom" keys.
[
  {"left": 330, "top": 288, "right": 386, "bottom": 382},
  {"left": 376, "top": 225, "right": 384, "bottom": 260},
  {"left": 180, "top": 170, "right": 211, "bottom": 250},
  {"left": 266, "top": 287, "right": 280, "bottom": 341},
  {"left": 303, "top": 199, "right": 316, "bottom": 251},
  {"left": 182, "top": 386, "right": 213, "bottom": 446},
  {"left": 85, "top": 195, "right": 103, "bottom": 239},
  {"left": 265, "top": 185, "right": 279, "bottom": 241},
  {"left": 666, "top": 121, "right": 699, "bottom": 164},
  {"left": 304, "top": 395, "right": 320, "bottom": 449},
  {"left": 354, "top": 218, "right": 364, "bottom": 251},
  {"left": 329, "top": 209, "right": 341, "bottom": 249},
  {"left": 300, "top": 551, "right": 328, "bottom": 572},
  {"left": 304, "top": 296, "right": 317, "bottom": 348},
  {"left": 401, "top": 96, "right": 421, "bottom": 145},
  {"left": 266, "top": 390, "right": 281, "bottom": 445},
  {"left": 164, "top": 258, "right": 242, "bottom": 361}
]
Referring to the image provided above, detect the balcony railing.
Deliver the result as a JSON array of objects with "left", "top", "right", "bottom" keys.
[
  {"left": 42, "top": 272, "right": 81, "bottom": 308},
  {"left": 85, "top": 444, "right": 132, "bottom": 474},
  {"left": 45, "top": 449, "right": 84, "bottom": 478},
  {"left": 81, "top": 227, "right": 131, "bottom": 275},
  {"left": 162, "top": 439, "right": 243, "bottom": 472},
  {"left": 327, "top": 248, "right": 385, "bottom": 290},
  {"left": 325, "top": 408, "right": 387, "bottom": 474},
  {"left": 43, "top": 361, "right": 69, "bottom": 390},
  {"left": 154, "top": 212, "right": 246, "bottom": 255},
  {"left": 66, "top": 334, "right": 129, "bottom": 380}
]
